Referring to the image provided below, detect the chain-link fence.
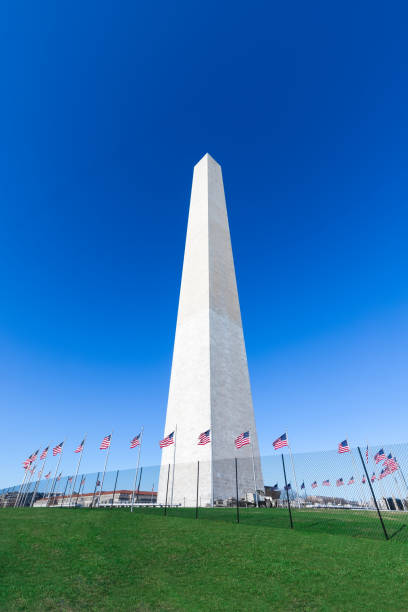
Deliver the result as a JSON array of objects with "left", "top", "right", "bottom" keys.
[{"left": 2, "top": 443, "right": 408, "bottom": 542}]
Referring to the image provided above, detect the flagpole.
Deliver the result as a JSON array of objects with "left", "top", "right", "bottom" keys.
[
  {"left": 61, "top": 476, "right": 70, "bottom": 507},
  {"left": 43, "top": 474, "right": 52, "bottom": 504},
  {"left": 15, "top": 466, "right": 30, "bottom": 508},
  {"left": 250, "top": 436, "right": 258, "bottom": 508},
  {"left": 170, "top": 424, "right": 177, "bottom": 508},
  {"left": 76, "top": 474, "right": 85, "bottom": 507},
  {"left": 21, "top": 466, "right": 36, "bottom": 507},
  {"left": 30, "top": 444, "right": 51, "bottom": 507},
  {"left": 15, "top": 468, "right": 29, "bottom": 507},
  {"left": 286, "top": 431, "right": 300, "bottom": 509},
  {"left": 51, "top": 472, "right": 64, "bottom": 507},
  {"left": 98, "top": 431, "right": 113, "bottom": 507},
  {"left": 68, "top": 434, "right": 87, "bottom": 508},
  {"left": 47, "top": 439, "right": 66, "bottom": 507},
  {"left": 131, "top": 426, "right": 144, "bottom": 513},
  {"left": 91, "top": 473, "right": 100, "bottom": 508}
]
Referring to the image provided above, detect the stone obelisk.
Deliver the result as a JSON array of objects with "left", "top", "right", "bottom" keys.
[{"left": 157, "top": 154, "right": 263, "bottom": 506}]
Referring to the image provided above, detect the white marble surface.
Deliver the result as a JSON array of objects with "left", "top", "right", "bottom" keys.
[{"left": 157, "top": 154, "right": 263, "bottom": 506}]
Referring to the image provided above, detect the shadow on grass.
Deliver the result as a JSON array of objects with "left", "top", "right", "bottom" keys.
[{"left": 389, "top": 524, "right": 406, "bottom": 540}]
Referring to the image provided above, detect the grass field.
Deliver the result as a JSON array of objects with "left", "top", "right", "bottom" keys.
[{"left": 1, "top": 507, "right": 408, "bottom": 611}]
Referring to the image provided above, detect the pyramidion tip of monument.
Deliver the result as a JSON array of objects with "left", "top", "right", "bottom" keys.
[{"left": 195, "top": 152, "right": 220, "bottom": 168}]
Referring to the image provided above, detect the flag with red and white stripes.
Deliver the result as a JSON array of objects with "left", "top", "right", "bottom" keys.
[
  {"left": 235, "top": 431, "right": 250, "bottom": 449},
  {"left": 198, "top": 430, "right": 211, "bottom": 445},
  {"left": 100, "top": 434, "right": 111, "bottom": 450},
  {"left": 130, "top": 433, "right": 141, "bottom": 449},
  {"left": 273, "top": 433, "right": 288, "bottom": 450},
  {"left": 45, "top": 471, "right": 51, "bottom": 479},
  {"left": 374, "top": 449, "right": 386, "bottom": 464},
  {"left": 384, "top": 454, "right": 398, "bottom": 473},
  {"left": 348, "top": 476, "right": 354, "bottom": 485},
  {"left": 159, "top": 432, "right": 174, "bottom": 448},
  {"left": 338, "top": 440, "right": 350, "bottom": 453},
  {"left": 336, "top": 478, "right": 344, "bottom": 486},
  {"left": 74, "top": 439, "right": 85, "bottom": 453},
  {"left": 53, "top": 442, "right": 64, "bottom": 456},
  {"left": 40, "top": 447, "right": 49, "bottom": 460},
  {"left": 311, "top": 481, "right": 318, "bottom": 489},
  {"left": 322, "top": 479, "right": 330, "bottom": 486},
  {"left": 371, "top": 472, "right": 376, "bottom": 482}
]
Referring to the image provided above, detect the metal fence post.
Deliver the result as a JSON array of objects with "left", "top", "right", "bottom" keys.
[
  {"left": 135, "top": 467, "right": 143, "bottom": 505},
  {"left": 164, "top": 463, "right": 170, "bottom": 516},
  {"left": 282, "top": 453, "right": 293, "bottom": 529},
  {"left": 357, "top": 446, "right": 389, "bottom": 540},
  {"left": 91, "top": 472, "right": 100, "bottom": 509},
  {"left": 235, "top": 458, "right": 240, "bottom": 524},
  {"left": 195, "top": 461, "right": 200, "bottom": 519},
  {"left": 111, "top": 470, "right": 119, "bottom": 508}
]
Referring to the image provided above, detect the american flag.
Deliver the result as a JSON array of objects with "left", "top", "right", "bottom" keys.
[
  {"left": 273, "top": 433, "right": 288, "bottom": 450},
  {"left": 45, "top": 471, "right": 51, "bottom": 479},
  {"left": 100, "top": 434, "right": 111, "bottom": 450},
  {"left": 130, "top": 433, "right": 141, "bottom": 449},
  {"left": 348, "top": 476, "right": 354, "bottom": 485},
  {"left": 384, "top": 455, "right": 398, "bottom": 473},
  {"left": 322, "top": 479, "right": 330, "bottom": 486},
  {"left": 371, "top": 472, "right": 376, "bottom": 482},
  {"left": 159, "top": 431, "right": 174, "bottom": 448},
  {"left": 379, "top": 469, "right": 387, "bottom": 480},
  {"left": 53, "top": 441, "right": 63, "bottom": 456},
  {"left": 284, "top": 483, "right": 291, "bottom": 491},
  {"left": 365, "top": 445, "right": 369, "bottom": 463},
  {"left": 22, "top": 453, "right": 34, "bottom": 469},
  {"left": 80, "top": 477, "right": 86, "bottom": 486},
  {"left": 198, "top": 430, "right": 211, "bottom": 445},
  {"left": 374, "top": 448, "right": 386, "bottom": 464},
  {"left": 338, "top": 440, "right": 350, "bottom": 453},
  {"left": 68, "top": 476, "right": 73, "bottom": 482},
  {"left": 40, "top": 446, "right": 49, "bottom": 460},
  {"left": 31, "top": 450, "right": 39, "bottom": 462},
  {"left": 235, "top": 431, "right": 250, "bottom": 449},
  {"left": 300, "top": 481, "right": 305, "bottom": 489},
  {"left": 362, "top": 475, "right": 366, "bottom": 483},
  {"left": 56, "top": 472, "right": 62, "bottom": 481},
  {"left": 272, "top": 483, "right": 279, "bottom": 489},
  {"left": 311, "top": 481, "right": 318, "bottom": 488},
  {"left": 96, "top": 479, "right": 101, "bottom": 486},
  {"left": 75, "top": 439, "right": 85, "bottom": 453},
  {"left": 336, "top": 478, "right": 344, "bottom": 486}
]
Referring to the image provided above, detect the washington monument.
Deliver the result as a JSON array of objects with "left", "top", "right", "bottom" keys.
[{"left": 158, "top": 154, "right": 263, "bottom": 506}]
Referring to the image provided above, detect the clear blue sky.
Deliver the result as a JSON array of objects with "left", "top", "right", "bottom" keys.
[{"left": 1, "top": 1, "right": 407, "bottom": 487}]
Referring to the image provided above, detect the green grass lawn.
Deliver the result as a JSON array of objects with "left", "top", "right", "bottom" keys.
[{"left": 1, "top": 507, "right": 408, "bottom": 611}]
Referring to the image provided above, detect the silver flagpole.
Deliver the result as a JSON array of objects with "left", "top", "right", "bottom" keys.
[
  {"left": 20, "top": 461, "right": 37, "bottom": 507},
  {"left": 30, "top": 444, "right": 51, "bottom": 507},
  {"left": 98, "top": 431, "right": 113, "bottom": 507},
  {"left": 15, "top": 464, "right": 30, "bottom": 508},
  {"left": 250, "top": 434, "right": 258, "bottom": 507},
  {"left": 131, "top": 426, "right": 144, "bottom": 513},
  {"left": 15, "top": 469, "right": 29, "bottom": 508},
  {"left": 286, "top": 431, "right": 300, "bottom": 509},
  {"left": 170, "top": 425, "right": 177, "bottom": 507},
  {"left": 21, "top": 466, "right": 36, "bottom": 507},
  {"left": 47, "top": 439, "right": 66, "bottom": 506},
  {"left": 68, "top": 434, "right": 87, "bottom": 508}
]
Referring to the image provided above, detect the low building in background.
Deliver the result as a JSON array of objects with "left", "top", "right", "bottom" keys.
[{"left": 33, "top": 489, "right": 157, "bottom": 507}]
